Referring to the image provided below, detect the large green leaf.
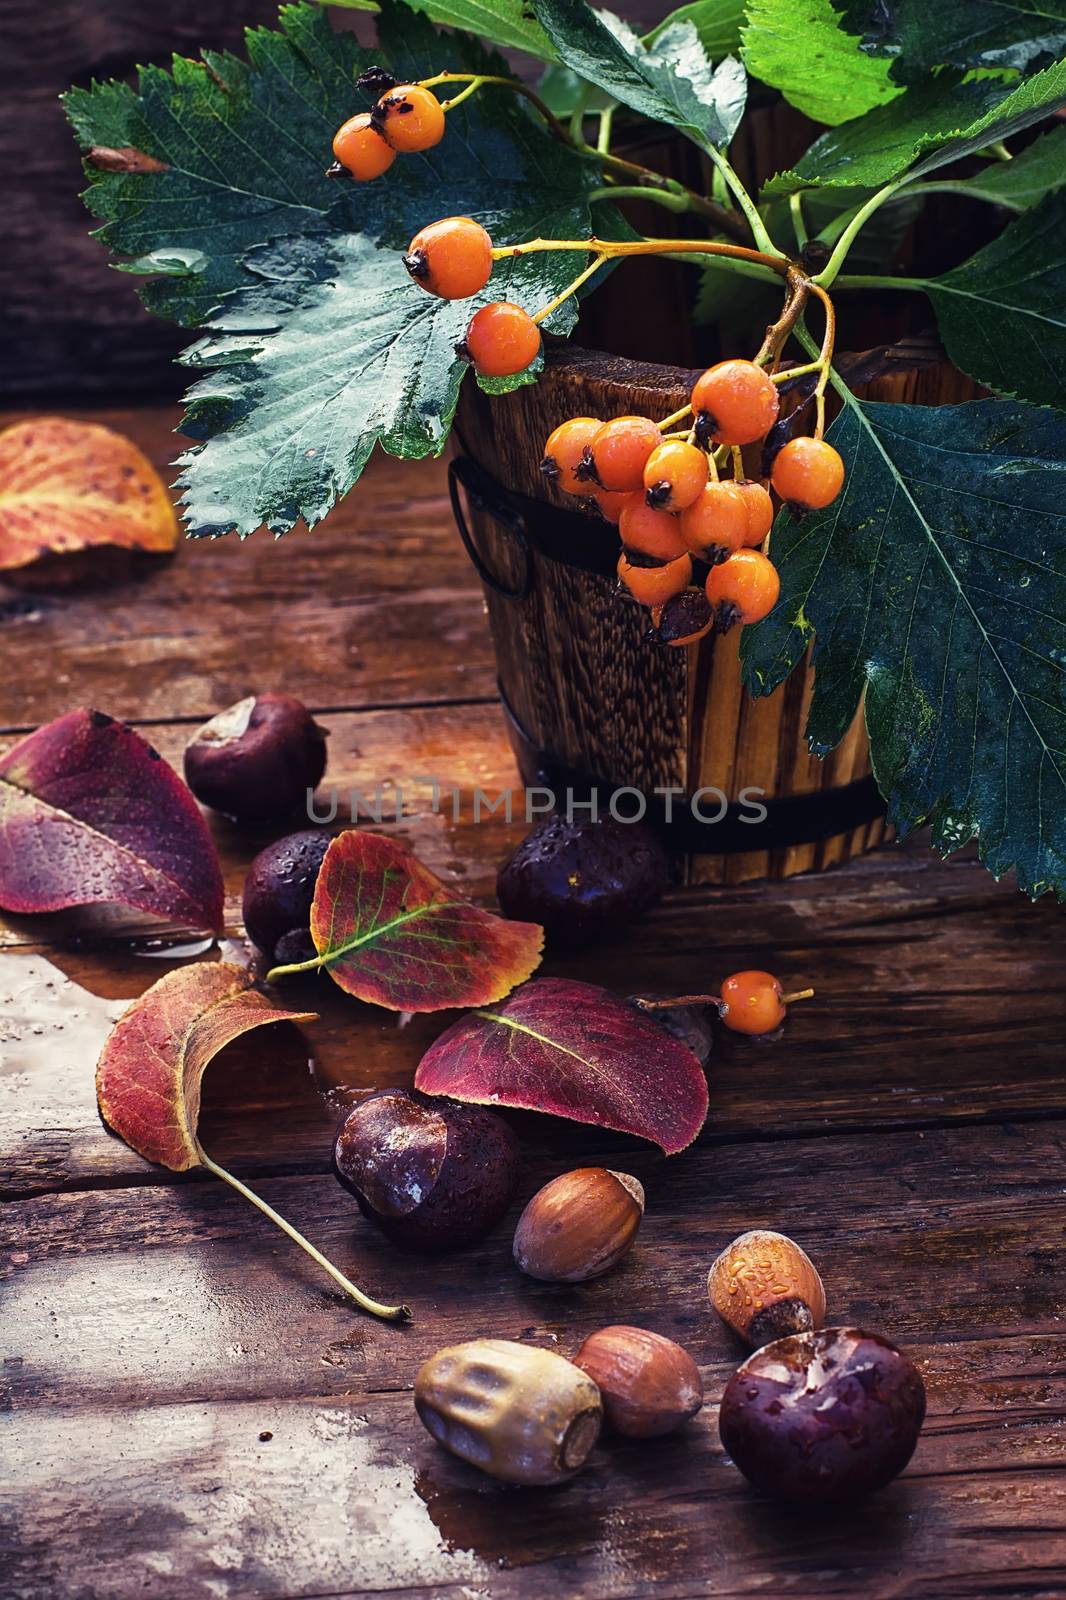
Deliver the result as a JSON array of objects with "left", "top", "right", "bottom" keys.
[
  {"left": 916, "top": 188, "right": 1066, "bottom": 407},
  {"left": 766, "top": 56, "right": 1066, "bottom": 193},
  {"left": 531, "top": 0, "right": 747, "bottom": 149},
  {"left": 393, "top": 0, "right": 558, "bottom": 60},
  {"left": 741, "top": 0, "right": 901, "bottom": 126},
  {"left": 833, "top": 0, "right": 1066, "bottom": 78},
  {"left": 741, "top": 396, "right": 1066, "bottom": 898},
  {"left": 67, "top": 3, "right": 598, "bottom": 537},
  {"left": 647, "top": 0, "right": 746, "bottom": 60},
  {"left": 947, "top": 124, "right": 1066, "bottom": 208}
]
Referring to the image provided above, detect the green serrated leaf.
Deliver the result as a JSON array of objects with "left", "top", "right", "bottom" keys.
[
  {"left": 741, "top": 0, "right": 901, "bottom": 126},
  {"left": 766, "top": 56, "right": 1066, "bottom": 194},
  {"left": 833, "top": 0, "right": 1066, "bottom": 79},
  {"left": 647, "top": 0, "right": 746, "bottom": 61},
  {"left": 917, "top": 188, "right": 1066, "bottom": 408},
  {"left": 741, "top": 396, "right": 1066, "bottom": 899},
  {"left": 392, "top": 0, "right": 558, "bottom": 60},
  {"left": 947, "top": 124, "right": 1066, "bottom": 208},
  {"left": 532, "top": 0, "right": 747, "bottom": 149}
]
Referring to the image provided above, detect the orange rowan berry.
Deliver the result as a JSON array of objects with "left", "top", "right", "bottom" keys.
[
  {"left": 587, "top": 488, "right": 638, "bottom": 524},
  {"left": 643, "top": 439, "right": 708, "bottom": 510},
  {"left": 619, "top": 499, "right": 688, "bottom": 562},
  {"left": 735, "top": 479, "right": 775, "bottom": 547},
  {"left": 691, "top": 360, "right": 780, "bottom": 446},
  {"left": 332, "top": 114, "right": 396, "bottom": 180},
  {"left": 541, "top": 418, "right": 600, "bottom": 494},
  {"left": 770, "top": 437, "right": 845, "bottom": 510},
  {"left": 403, "top": 217, "right": 493, "bottom": 299},
  {"left": 374, "top": 84, "right": 446, "bottom": 152},
  {"left": 679, "top": 481, "right": 750, "bottom": 563},
  {"left": 719, "top": 970, "right": 786, "bottom": 1034},
  {"left": 705, "top": 548, "right": 781, "bottom": 631},
  {"left": 460, "top": 303, "right": 541, "bottom": 377},
  {"left": 617, "top": 550, "right": 692, "bottom": 607},
  {"left": 583, "top": 416, "right": 662, "bottom": 492}
]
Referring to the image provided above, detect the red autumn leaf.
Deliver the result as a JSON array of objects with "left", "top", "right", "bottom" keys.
[
  {"left": 267, "top": 829, "right": 544, "bottom": 1012},
  {"left": 96, "top": 961, "right": 407, "bottom": 1320},
  {"left": 0, "top": 417, "right": 178, "bottom": 573},
  {"left": 0, "top": 708, "right": 224, "bottom": 931},
  {"left": 97, "top": 962, "right": 316, "bottom": 1170},
  {"left": 415, "top": 977, "right": 709, "bottom": 1155}
]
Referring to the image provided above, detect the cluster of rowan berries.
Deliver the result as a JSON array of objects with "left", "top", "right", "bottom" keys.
[
  {"left": 331, "top": 73, "right": 446, "bottom": 178},
  {"left": 542, "top": 362, "right": 844, "bottom": 646}
]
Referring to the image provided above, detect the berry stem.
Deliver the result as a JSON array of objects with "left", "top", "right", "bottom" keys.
[
  {"left": 532, "top": 252, "right": 608, "bottom": 325},
  {"left": 635, "top": 994, "right": 718, "bottom": 1011},
  {"left": 730, "top": 445, "right": 745, "bottom": 479},
  {"left": 415, "top": 71, "right": 571, "bottom": 143},
  {"left": 439, "top": 77, "right": 485, "bottom": 112},
  {"left": 197, "top": 1147, "right": 412, "bottom": 1321},
  {"left": 770, "top": 358, "right": 823, "bottom": 382},
  {"left": 658, "top": 403, "right": 693, "bottom": 430},
  {"left": 807, "top": 281, "right": 836, "bottom": 439},
  {"left": 780, "top": 988, "right": 815, "bottom": 1005},
  {"left": 489, "top": 235, "right": 791, "bottom": 277}
]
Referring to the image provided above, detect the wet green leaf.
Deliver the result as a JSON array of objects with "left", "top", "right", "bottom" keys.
[
  {"left": 741, "top": 0, "right": 901, "bottom": 126},
  {"left": 741, "top": 395, "right": 1066, "bottom": 898},
  {"left": 947, "top": 124, "right": 1066, "bottom": 208},
  {"left": 833, "top": 0, "right": 1066, "bottom": 79}
]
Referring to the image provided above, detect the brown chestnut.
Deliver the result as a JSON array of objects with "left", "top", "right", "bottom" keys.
[
  {"left": 574, "top": 1326, "right": 703, "bottom": 1437},
  {"left": 184, "top": 692, "right": 327, "bottom": 822},
  {"left": 497, "top": 814, "right": 668, "bottom": 945},
  {"left": 513, "top": 1167, "right": 644, "bottom": 1282},
  {"left": 242, "top": 829, "right": 329, "bottom": 962},
  {"left": 718, "top": 1327, "right": 926, "bottom": 1504},
  {"left": 708, "top": 1229, "right": 826, "bottom": 1346},
  {"left": 333, "top": 1088, "right": 519, "bottom": 1252}
]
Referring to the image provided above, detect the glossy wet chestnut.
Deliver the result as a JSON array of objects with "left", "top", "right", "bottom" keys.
[
  {"left": 718, "top": 1326, "right": 926, "bottom": 1505},
  {"left": 333, "top": 1088, "right": 519, "bottom": 1252},
  {"left": 242, "top": 829, "right": 330, "bottom": 962},
  {"left": 184, "top": 692, "right": 327, "bottom": 823},
  {"left": 496, "top": 814, "right": 668, "bottom": 945}
]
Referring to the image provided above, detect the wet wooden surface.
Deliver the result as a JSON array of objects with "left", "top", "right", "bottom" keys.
[{"left": 2, "top": 407, "right": 1065, "bottom": 1600}]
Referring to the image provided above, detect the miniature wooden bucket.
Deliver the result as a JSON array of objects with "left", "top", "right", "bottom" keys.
[{"left": 452, "top": 336, "right": 979, "bottom": 883}]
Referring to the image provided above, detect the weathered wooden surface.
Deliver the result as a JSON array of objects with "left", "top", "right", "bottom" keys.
[{"left": 2, "top": 407, "right": 1065, "bottom": 1600}]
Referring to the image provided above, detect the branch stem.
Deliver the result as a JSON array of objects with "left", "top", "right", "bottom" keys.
[
  {"left": 705, "top": 145, "right": 785, "bottom": 258},
  {"left": 197, "top": 1149, "right": 411, "bottom": 1321},
  {"left": 532, "top": 252, "right": 608, "bottom": 324},
  {"left": 489, "top": 235, "right": 791, "bottom": 276}
]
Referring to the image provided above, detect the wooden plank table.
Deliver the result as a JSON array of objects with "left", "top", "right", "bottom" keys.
[{"left": 2, "top": 408, "right": 1065, "bottom": 1600}]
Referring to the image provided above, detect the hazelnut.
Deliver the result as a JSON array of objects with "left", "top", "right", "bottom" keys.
[
  {"left": 414, "top": 1338, "right": 602, "bottom": 1485},
  {"left": 574, "top": 1325, "right": 703, "bottom": 1438},
  {"left": 708, "top": 1229, "right": 826, "bottom": 1346},
  {"left": 184, "top": 692, "right": 327, "bottom": 823},
  {"left": 513, "top": 1167, "right": 644, "bottom": 1282}
]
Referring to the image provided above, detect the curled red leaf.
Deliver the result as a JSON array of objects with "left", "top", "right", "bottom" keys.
[
  {"left": 267, "top": 829, "right": 543, "bottom": 1012},
  {"left": 415, "top": 977, "right": 709, "bottom": 1155},
  {"left": 97, "top": 962, "right": 316, "bottom": 1170},
  {"left": 0, "top": 708, "right": 224, "bottom": 931}
]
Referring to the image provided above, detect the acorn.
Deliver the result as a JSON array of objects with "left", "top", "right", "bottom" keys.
[
  {"left": 513, "top": 1168, "right": 644, "bottom": 1283},
  {"left": 708, "top": 1229, "right": 826, "bottom": 1346},
  {"left": 415, "top": 1339, "right": 602, "bottom": 1485},
  {"left": 573, "top": 1326, "right": 703, "bottom": 1438}
]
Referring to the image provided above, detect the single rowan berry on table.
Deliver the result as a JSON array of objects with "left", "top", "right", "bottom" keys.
[
  {"left": 460, "top": 302, "right": 541, "bottom": 378},
  {"left": 679, "top": 481, "right": 750, "bottom": 563},
  {"left": 705, "top": 548, "right": 781, "bottom": 631},
  {"left": 403, "top": 217, "right": 493, "bottom": 299},
  {"left": 770, "top": 437, "right": 846, "bottom": 510},
  {"left": 719, "top": 970, "right": 788, "bottom": 1034},
  {"left": 691, "top": 360, "right": 780, "bottom": 447},
  {"left": 331, "top": 113, "right": 396, "bottom": 180},
  {"left": 643, "top": 439, "right": 708, "bottom": 511},
  {"left": 650, "top": 587, "right": 714, "bottom": 647},
  {"left": 617, "top": 550, "right": 692, "bottom": 607},
  {"left": 587, "top": 487, "right": 638, "bottom": 524},
  {"left": 579, "top": 415, "right": 662, "bottom": 492},
  {"left": 373, "top": 84, "right": 446, "bottom": 152},
  {"left": 541, "top": 418, "right": 600, "bottom": 494},
  {"left": 734, "top": 479, "right": 775, "bottom": 547},
  {"left": 619, "top": 499, "right": 688, "bottom": 563}
]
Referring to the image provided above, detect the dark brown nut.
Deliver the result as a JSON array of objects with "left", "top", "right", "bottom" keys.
[
  {"left": 415, "top": 1339, "right": 602, "bottom": 1485},
  {"left": 718, "top": 1327, "right": 926, "bottom": 1504},
  {"left": 708, "top": 1229, "right": 826, "bottom": 1346},
  {"left": 574, "top": 1326, "right": 703, "bottom": 1438},
  {"left": 513, "top": 1167, "right": 644, "bottom": 1282},
  {"left": 184, "top": 692, "right": 327, "bottom": 823},
  {"left": 333, "top": 1088, "right": 519, "bottom": 1252},
  {"left": 242, "top": 829, "right": 329, "bottom": 961},
  {"left": 496, "top": 815, "right": 668, "bottom": 946}
]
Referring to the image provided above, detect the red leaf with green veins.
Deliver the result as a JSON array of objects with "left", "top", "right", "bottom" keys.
[
  {"left": 415, "top": 978, "right": 709, "bottom": 1154},
  {"left": 0, "top": 708, "right": 224, "bottom": 930},
  {"left": 97, "top": 962, "right": 316, "bottom": 1171},
  {"left": 268, "top": 829, "right": 544, "bottom": 1012}
]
